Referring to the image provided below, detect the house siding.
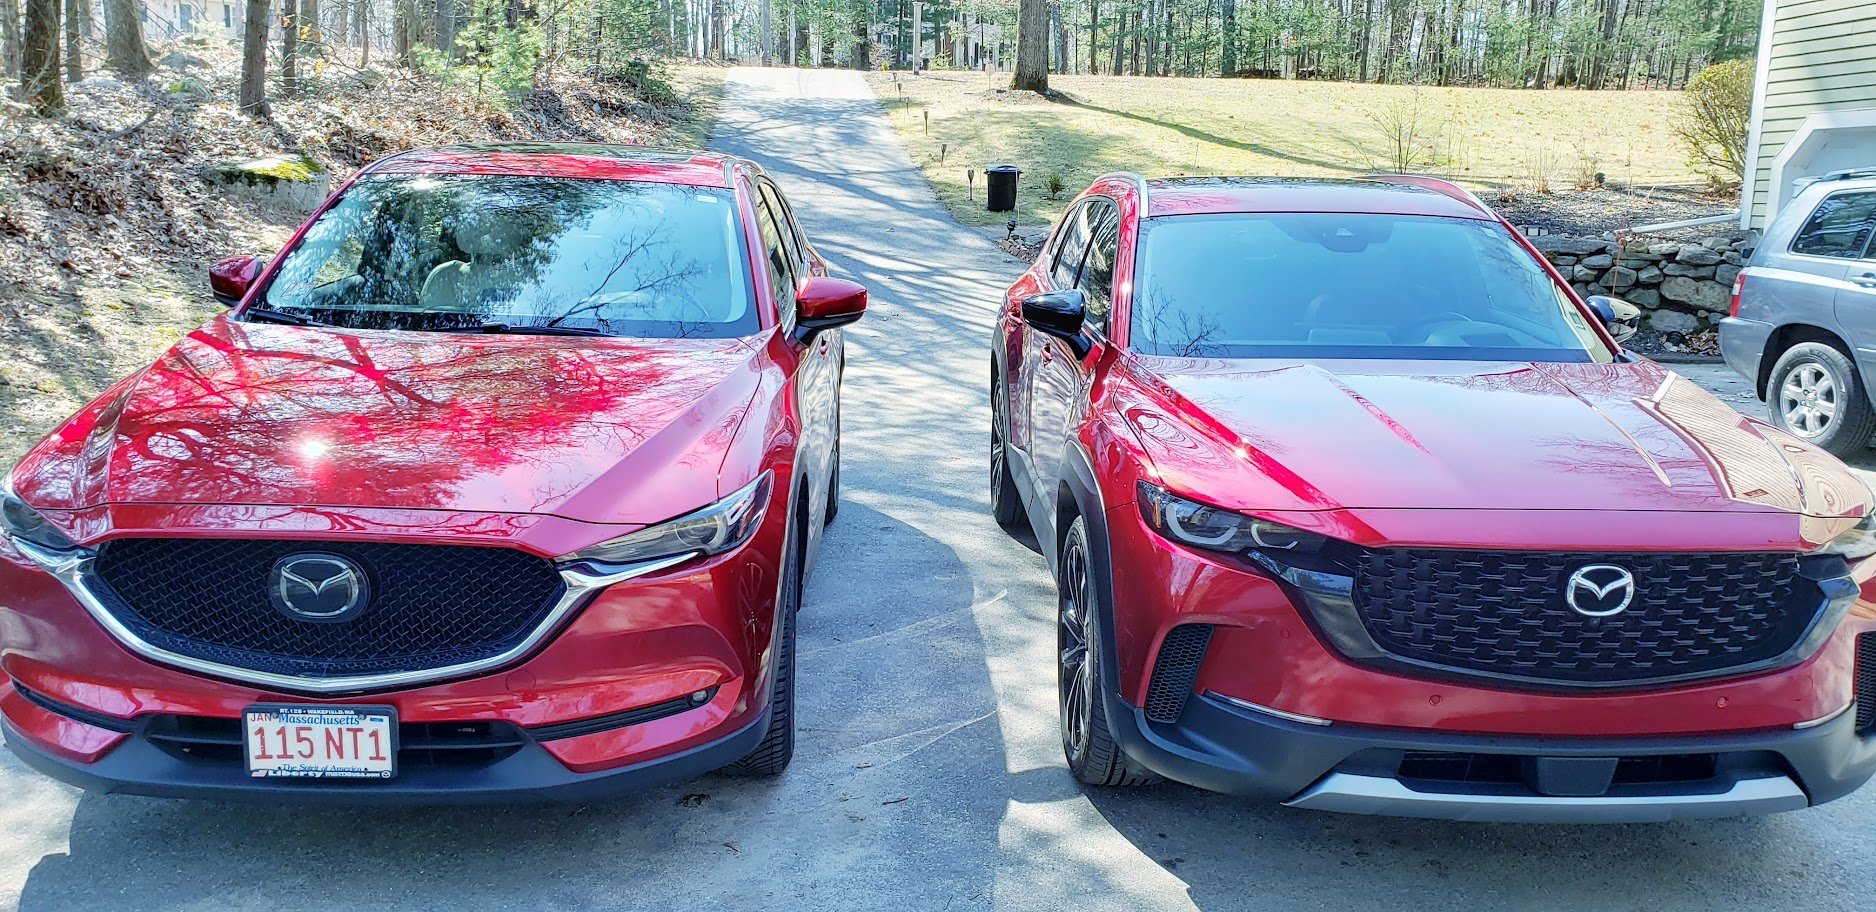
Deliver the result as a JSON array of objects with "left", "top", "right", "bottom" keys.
[{"left": 1747, "top": 0, "right": 1876, "bottom": 227}]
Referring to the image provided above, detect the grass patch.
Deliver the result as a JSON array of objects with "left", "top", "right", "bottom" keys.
[
  {"left": 866, "top": 71, "right": 1696, "bottom": 229},
  {"left": 665, "top": 63, "right": 730, "bottom": 150}
]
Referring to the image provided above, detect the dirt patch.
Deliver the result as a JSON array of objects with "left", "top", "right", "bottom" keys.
[{"left": 1491, "top": 184, "right": 1737, "bottom": 239}]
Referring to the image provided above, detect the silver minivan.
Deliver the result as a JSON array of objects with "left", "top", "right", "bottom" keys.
[{"left": 1721, "top": 170, "right": 1876, "bottom": 457}]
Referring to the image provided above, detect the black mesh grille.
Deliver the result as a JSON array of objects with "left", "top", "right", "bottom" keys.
[
  {"left": 91, "top": 538, "right": 565, "bottom": 680},
  {"left": 1144, "top": 625, "right": 1213, "bottom": 723},
  {"left": 1857, "top": 634, "right": 1875, "bottom": 736},
  {"left": 1351, "top": 549, "right": 1806, "bottom": 685}
]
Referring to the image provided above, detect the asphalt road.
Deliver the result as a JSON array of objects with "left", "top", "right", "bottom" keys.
[{"left": 3, "top": 68, "right": 1876, "bottom": 912}]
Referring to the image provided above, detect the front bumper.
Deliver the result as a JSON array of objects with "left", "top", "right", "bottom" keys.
[
  {"left": 2, "top": 698, "right": 768, "bottom": 804},
  {"left": 1106, "top": 688, "right": 1875, "bottom": 823}
]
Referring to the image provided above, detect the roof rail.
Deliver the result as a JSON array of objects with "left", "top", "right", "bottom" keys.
[
  {"left": 1823, "top": 168, "right": 1876, "bottom": 182},
  {"left": 1363, "top": 174, "right": 1494, "bottom": 217},
  {"left": 1093, "top": 171, "right": 1150, "bottom": 213}
]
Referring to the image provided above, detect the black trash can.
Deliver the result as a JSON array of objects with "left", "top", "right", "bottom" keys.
[{"left": 986, "top": 165, "right": 1021, "bottom": 212}]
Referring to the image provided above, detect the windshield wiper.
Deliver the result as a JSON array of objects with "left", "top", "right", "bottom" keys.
[
  {"left": 441, "top": 322, "right": 612, "bottom": 337},
  {"left": 240, "top": 307, "right": 321, "bottom": 326}
]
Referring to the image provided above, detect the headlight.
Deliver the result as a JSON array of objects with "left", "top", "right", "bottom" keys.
[
  {"left": 1820, "top": 511, "right": 1876, "bottom": 560},
  {"left": 1137, "top": 481, "right": 1324, "bottom": 555},
  {"left": 0, "top": 473, "right": 77, "bottom": 554},
  {"left": 559, "top": 472, "right": 772, "bottom": 568}
]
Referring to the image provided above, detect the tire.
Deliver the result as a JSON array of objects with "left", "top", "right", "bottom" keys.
[
  {"left": 990, "top": 371, "right": 1025, "bottom": 532},
  {"left": 1058, "top": 516, "right": 1160, "bottom": 788},
  {"left": 719, "top": 504, "right": 802, "bottom": 777},
  {"left": 823, "top": 438, "right": 840, "bottom": 526},
  {"left": 1768, "top": 342, "right": 1876, "bottom": 458}
]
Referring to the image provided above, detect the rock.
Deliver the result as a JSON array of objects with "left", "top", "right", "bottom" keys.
[
  {"left": 1700, "top": 235, "right": 1737, "bottom": 251},
  {"left": 1661, "top": 276, "right": 1731, "bottom": 312},
  {"left": 1716, "top": 263, "right": 1742, "bottom": 286},
  {"left": 199, "top": 155, "right": 330, "bottom": 210},
  {"left": 1581, "top": 253, "right": 1615, "bottom": 269},
  {"left": 1663, "top": 263, "right": 1717, "bottom": 279},
  {"left": 1676, "top": 245, "right": 1724, "bottom": 266},
  {"left": 159, "top": 50, "right": 207, "bottom": 70},
  {"left": 1637, "top": 265, "right": 1664, "bottom": 284},
  {"left": 1572, "top": 265, "right": 1598, "bottom": 282},
  {"left": 1628, "top": 288, "right": 1661, "bottom": 307},
  {"left": 1620, "top": 242, "right": 1654, "bottom": 257},
  {"left": 1725, "top": 253, "right": 1746, "bottom": 266},
  {"left": 1620, "top": 258, "right": 1651, "bottom": 269},
  {"left": 1603, "top": 266, "right": 1639, "bottom": 288},
  {"left": 1647, "top": 242, "right": 1680, "bottom": 256},
  {"left": 1550, "top": 255, "right": 1579, "bottom": 267},
  {"left": 164, "top": 77, "right": 211, "bottom": 102},
  {"left": 1532, "top": 235, "right": 1612, "bottom": 257},
  {"left": 1649, "top": 308, "right": 1700, "bottom": 334}
]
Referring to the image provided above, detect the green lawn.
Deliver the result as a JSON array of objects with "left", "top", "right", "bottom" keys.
[{"left": 866, "top": 71, "right": 1697, "bottom": 229}]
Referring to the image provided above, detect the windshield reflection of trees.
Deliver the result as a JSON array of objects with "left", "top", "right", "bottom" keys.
[
  {"left": 103, "top": 320, "right": 743, "bottom": 516},
  {"left": 266, "top": 176, "right": 743, "bottom": 340}
]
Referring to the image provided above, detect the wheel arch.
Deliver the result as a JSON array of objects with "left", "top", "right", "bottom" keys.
[{"left": 1759, "top": 323, "right": 1857, "bottom": 400}]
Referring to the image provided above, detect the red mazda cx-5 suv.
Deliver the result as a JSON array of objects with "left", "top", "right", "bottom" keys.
[
  {"left": 992, "top": 173, "right": 1876, "bottom": 822},
  {"left": 0, "top": 143, "right": 865, "bottom": 800}
]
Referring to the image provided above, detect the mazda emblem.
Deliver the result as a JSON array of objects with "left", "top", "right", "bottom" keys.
[
  {"left": 269, "top": 553, "right": 369, "bottom": 623},
  {"left": 1565, "top": 564, "right": 1634, "bottom": 617}
]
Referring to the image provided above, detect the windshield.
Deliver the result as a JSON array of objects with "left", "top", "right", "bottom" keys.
[
  {"left": 256, "top": 174, "right": 756, "bottom": 338},
  {"left": 1130, "top": 213, "right": 1612, "bottom": 362}
]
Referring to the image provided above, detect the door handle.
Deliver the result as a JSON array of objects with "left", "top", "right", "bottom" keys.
[{"left": 1854, "top": 273, "right": 1876, "bottom": 289}]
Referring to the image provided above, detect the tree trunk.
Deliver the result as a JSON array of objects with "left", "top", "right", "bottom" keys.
[
  {"left": 239, "top": 0, "right": 269, "bottom": 113},
  {"left": 301, "top": 0, "right": 318, "bottom": 51},
  {"left": 395, "top": 0, "right": 414, "bottom": 62},
  {"left": 356, "top": 0, "right": 368, "bottom": 64},
  {"left": 61, "top": 0, "right": 78, "bottom": 81},
  {"left": 22, "top": 0, "right": 61, "bottom": 113},
  {"left": 281, "top": 0, "right": 298, "bottom": 93},
  {"left": 1219, "top": 0, "right": 1234, "bottom": 76},
  {"left": 757, "top": 0, "right": 768, "bottom": 64},
  {"left": 1013, "top": 0, "right": 1046, "bottom": 90},
  {"left": 1086, "top": 0, "right": 1095, "bottom": 74},
  {"left": 0, "top": 0, "right": 20, "bottom": 79},
  {"left": 102, "top": 0, "right": 148, "bottom": 78}
]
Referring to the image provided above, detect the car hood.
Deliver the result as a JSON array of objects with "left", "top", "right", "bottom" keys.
[
  {"left": 1123, "top": 356, "right": 1869, "bottom": 519},
  {"left": 16, "top": 317, "right": 766, "bottom": 525}
]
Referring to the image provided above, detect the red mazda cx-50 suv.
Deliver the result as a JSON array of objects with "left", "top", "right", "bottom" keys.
[
  {"left": 0, "top": 143, "right": 865, "bottom": 800},
  {"left": 991, "top": 173, "right": 1876, "bottom": 822}
]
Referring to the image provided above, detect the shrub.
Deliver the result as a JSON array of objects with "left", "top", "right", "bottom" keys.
[
  {"left": 1676, "top": 59, "right": 1753, "bottom": 188},
  {"left": 1045, "top": 172, "right": 1066, "bottom": 198}
]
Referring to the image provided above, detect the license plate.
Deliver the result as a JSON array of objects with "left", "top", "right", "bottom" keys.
[{"left": 244, "top": 705, "right": 397, "bottom": 780}]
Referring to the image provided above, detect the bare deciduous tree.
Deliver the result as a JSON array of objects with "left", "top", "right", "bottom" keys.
[
  {"left": 239, "top": 0, "right": 271, "bottom": 115},
  {"left": 21, "top": 0, "right": 62, "bottom": 114},
  {"left": 0, "top": 0, "right": 21, "bottom": 76},
  {"left": 102, "top": 0, "right": 150, "bottom": 80}
]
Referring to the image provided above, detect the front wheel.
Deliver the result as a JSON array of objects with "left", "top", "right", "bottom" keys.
[
  {"left": 719, "top": 504, "right": 802, "bottom": 777},
  {"left": 1768, "top": 342, "right": 1876, "bottom": 458},
  {"left": 1058, "top": 516, "right": 1160, "bottom": 788},
  {"left": 990, "top": 372, "right": 1025, "bottom": 531}
]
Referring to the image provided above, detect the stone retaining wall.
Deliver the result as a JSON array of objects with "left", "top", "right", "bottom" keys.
[{"left": 1529, "top": 234, "right": 1745, "bottom": 336}]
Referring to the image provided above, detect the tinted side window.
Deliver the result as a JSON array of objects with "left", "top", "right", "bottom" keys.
[
  {"left": 1076, "top": 204, "right": 1119, "bottom": 333},
  {"left": 759, "top": 181, "right": 806, "bottom": 273},
  {"left": 1792, "top": 192, "right": 1876, "bottom": 259},
  {"left": 754, "top": 196, "right": 797, "bottom": 309},
  {"left": 1050, "top": 203, "right": 1096, "bottom": 289}
]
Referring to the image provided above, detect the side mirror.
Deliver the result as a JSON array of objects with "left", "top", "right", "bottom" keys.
[
  {"left": 1021, "top": 289, "right": 1086, "bottom": 340},
  {"left": 796, "top": 277, "right": 868, "bottom": 335},
  {"left": 1585, "top": 294, "right": 1641, "bottom": 344},
  {"left": 209, "top": 255, "right": 265, "bottom": 307}
]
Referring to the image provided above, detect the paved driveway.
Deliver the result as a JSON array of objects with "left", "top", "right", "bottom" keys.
[{"left": 2, "top": 68, "right": 1874, "bottom": 912}]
